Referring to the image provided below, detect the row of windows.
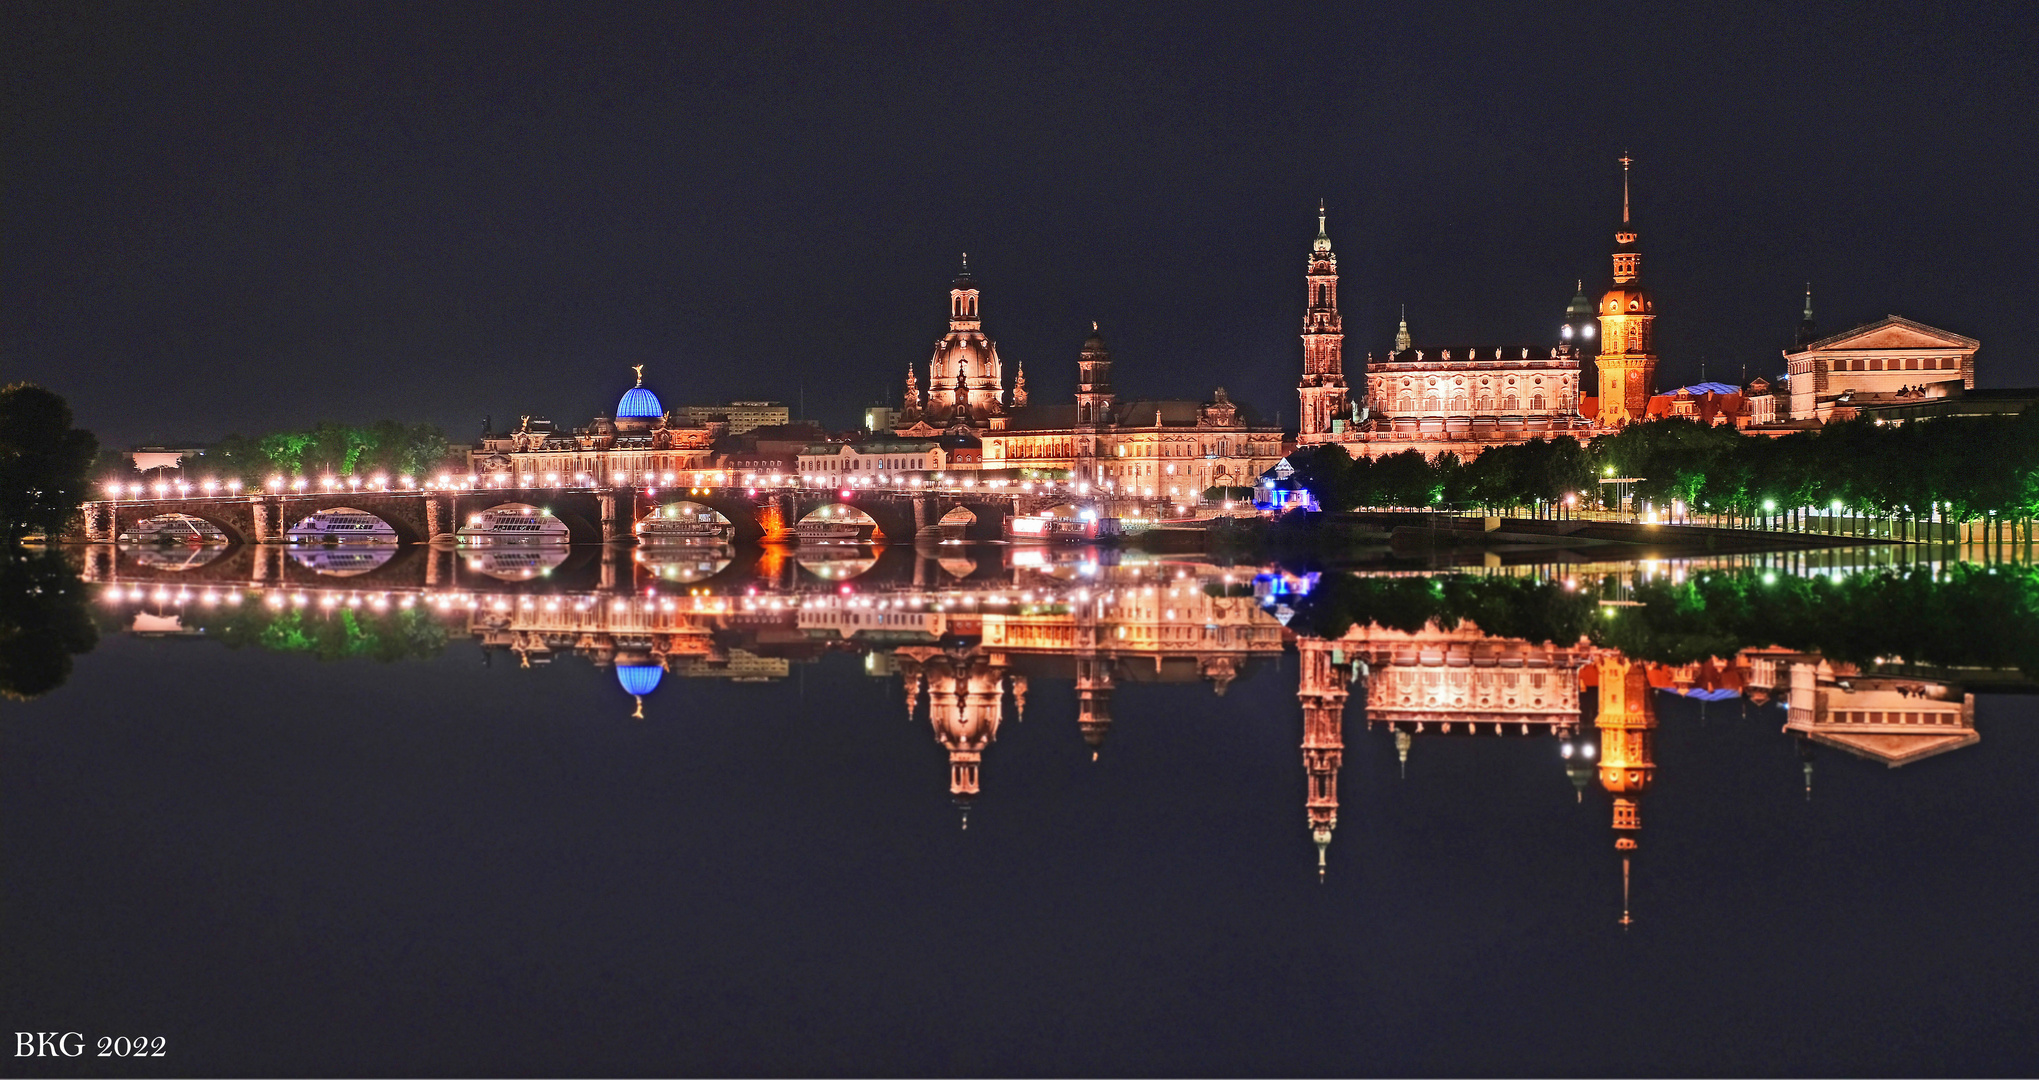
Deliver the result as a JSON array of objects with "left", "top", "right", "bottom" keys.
[
  {"left": 1393, "top": 394, "right": 1563, "bottom": 414},
  {"left": 805, "top": 456, "right": 931, "bottom": 471},
  {"left": 1831, "top": 356, "right": 1957, "bottom": 372}
]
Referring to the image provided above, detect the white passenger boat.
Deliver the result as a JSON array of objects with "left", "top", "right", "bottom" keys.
[
  {"left": 458, "top": 507, "right": 571, "bottom": 545},
  {"left": 118, "top": 514, "right": 228, "bottom": 545},
  {"left": 635, "top": 514, "right": 734, "bottom": 543},
  {"left": 288, "top": 510, "right": 398, "bottom": 543},
  {"left": 795, "top": 519, "right": 868, "bottom": 543}
]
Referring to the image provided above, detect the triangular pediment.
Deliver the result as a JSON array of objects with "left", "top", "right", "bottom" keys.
[
  {"left": 1809, "top": 728, "right": 1979, "bottom": 766},
  {"left": 1799, "top": 315, "right": 1978, "bottom": 353}
]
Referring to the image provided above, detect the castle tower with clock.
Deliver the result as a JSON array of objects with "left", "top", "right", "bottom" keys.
[{"left": 1594, "top": 156, "right": 1659, "bottom": 427}]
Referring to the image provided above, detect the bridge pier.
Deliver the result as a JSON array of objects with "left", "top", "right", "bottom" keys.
[
  {"left": 425, "top": 497, "right": 454, "bottom": 541},
  {"left": 83, "top": 503, "right": 114, "bottom": 542},
  {"left": 251, "top": 544, "right": 285, "bottom": 583},
  {"left": 599, "top": 492, "right": 625, "bottom": 543},
  {"left": 771, "top": 493, "right": 798, "bottom": 543},
  {"left": 250, "top": 498, "right": 285, "bottom": 543}
]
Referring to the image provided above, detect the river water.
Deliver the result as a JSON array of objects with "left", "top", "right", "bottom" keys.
[{"left": 4, "top": 541, "right": 2035, "bottom": 1074}]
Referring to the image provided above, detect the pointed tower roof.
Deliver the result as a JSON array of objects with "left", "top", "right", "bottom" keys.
[
  {"left": 1393, "top": 306, "right": 1412, "bottom": 353},
  {"left": 1795, "top": 283, "right": 1819, "bottom": 348},
  {"left": 1313, "top": 199, "right": 1333, "bottom": 253}
]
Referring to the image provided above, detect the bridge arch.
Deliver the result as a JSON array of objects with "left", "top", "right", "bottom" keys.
[
  {"left": 803, "top": 494, "right": 915, "bottom": 543},
  {"left": 637, "top": 500, "right": 737, "bottom": 543},
  {"left": 458, "top": 502, "right": 597, "bottom": 545},
  {"left": 794, "top": 502, "right": 879, "bottom": 542},
  {"left": 114, "top": 505, "right": 249, "bottom": 545},
  {"left": 116, "top": 512, "right": 231, "bottom": 545}
]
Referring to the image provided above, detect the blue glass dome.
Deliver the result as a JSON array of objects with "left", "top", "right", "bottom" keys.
[
  {"left": 617, "top": 386, "right": 664, "bottom": 419},
  {"left": 616, "top": 664, "right": 664, "bottom": 696}
]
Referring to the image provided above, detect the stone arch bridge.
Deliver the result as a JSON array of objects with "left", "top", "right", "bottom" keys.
[{"left": 75, "top": 486, "right": 1066, "bottom": 546}]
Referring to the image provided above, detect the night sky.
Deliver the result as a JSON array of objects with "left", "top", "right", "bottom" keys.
[{"left": 8, "top": 1, "right": 2038, "bottom": 447}]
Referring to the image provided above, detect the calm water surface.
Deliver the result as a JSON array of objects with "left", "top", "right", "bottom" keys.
[{"left": 4, "top": 541, "right": 2036, "bottom": 1075}]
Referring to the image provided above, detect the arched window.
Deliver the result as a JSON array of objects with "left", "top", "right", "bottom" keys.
[
  {"left": 1503, "top": 395, "right": 1519, "bottom": 411},
  {"left": 1476, "top": 394, "right": 1493, "bottom": 413},
  {"left": 1449, "top": 394, "right": 1467, "bottom": 413},
  {"left": 1398, "top": 396, "right": 1414, "bottom": 414},
  {"left": 969, "top": 297, "right": 977, "bottom": 317},
  {"left": 1530, "top": 394, "right": 1546, "bottom": 411},
  {"left": 1422, "top": 396, "right": 1440, "bottom": 413}
]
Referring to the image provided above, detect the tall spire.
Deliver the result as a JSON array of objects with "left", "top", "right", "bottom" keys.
[
  {"left": 1614, "top": 152, "right": 1631, "bottom": 224},
  {"left": 1394, "top": 306, "right": 1412, "bottom": 353},
  {"left": 1619, "top": 856, "right": 1634, "bottom": 929},
  {"left": 1794, "top": 282, "right": 1820, "bottom": 348},
  {"left": 1313, "top": 199, "right": 1332, "bottom": 253}
]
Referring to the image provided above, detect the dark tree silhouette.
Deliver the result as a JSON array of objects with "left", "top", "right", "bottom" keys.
[{"left": 0, "top": 384, "right": 98, "bottom": 542}]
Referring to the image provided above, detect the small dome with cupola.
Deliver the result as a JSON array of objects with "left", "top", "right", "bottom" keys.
[{"left": 616, "top": 365, "right": 663, "bottom": 432}]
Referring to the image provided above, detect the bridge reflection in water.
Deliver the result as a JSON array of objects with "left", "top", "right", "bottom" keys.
[{"left": 87, "top": 542, "right": 2007, "bottom": 920}]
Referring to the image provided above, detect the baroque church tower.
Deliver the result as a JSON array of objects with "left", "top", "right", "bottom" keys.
[
  {"left": 1297, "top": 202, "right": 1349, "bottom": 440},
  {"left": 1594, "top": 156, "right": 1658, "bottom": 426},
  {"left": 924, "top": 255, "right": 1008, "bottom": 425}
]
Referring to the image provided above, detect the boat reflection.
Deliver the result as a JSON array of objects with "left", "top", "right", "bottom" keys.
[
  {"left": 118, "top": 543, "right": 231, "bottom": 571},
  {"left": 289, "top": 545, "right": 399, "bottom": 576},
  {"left": 634, "top": 543, "right": 735, "bottom": 583},
  {"left": 85, "top": 545, "right": 2032, "bottom": 915},
  {"left": 462, "top": 546, "right": 571, "bottom": 581}
]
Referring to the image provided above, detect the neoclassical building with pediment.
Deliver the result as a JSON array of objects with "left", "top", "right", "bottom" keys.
[{"left": 1769, "top": 314, "right": 1980, "bottom": 426}]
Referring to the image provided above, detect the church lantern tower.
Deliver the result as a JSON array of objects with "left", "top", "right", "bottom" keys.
[
  {"left": 925, "top": 254, "right": 1006, "bottom": 425},
  {"left": 1297, "top": 202, "right": 1348, "bottom": 441},
  {"left": 1594, "top": 156, "right": 1658, "bottom": 426},
  {"left": 1297, "top": 638, "right": 1348, "bottom": 880}
]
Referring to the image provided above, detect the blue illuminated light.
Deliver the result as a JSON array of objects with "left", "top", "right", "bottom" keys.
[{"left": 616, "top": 664, "right": 664, "bottom": 696}]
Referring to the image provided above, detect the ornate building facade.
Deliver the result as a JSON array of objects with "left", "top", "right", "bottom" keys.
[
  {"left": 891, "top": 266, "right": 1286, "bottom": 501},
  {"left": 468, "top": 370, "right": 718, "bottom": 484},
  {"left": 1297, "top": 161, "right": 1659, "bottom": 461}
]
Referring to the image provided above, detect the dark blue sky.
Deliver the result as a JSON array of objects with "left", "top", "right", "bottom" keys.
[{"left": 9, "top": 1, "right": 2037, "bottom": 446}]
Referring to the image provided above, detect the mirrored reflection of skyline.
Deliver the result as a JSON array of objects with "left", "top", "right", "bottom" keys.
[{"left": 82, "top": 541, "right": 2026, "bottom": 921}]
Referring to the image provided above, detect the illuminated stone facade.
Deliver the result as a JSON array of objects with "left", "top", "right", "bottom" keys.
[
  {"left": 1776, "top": 315, "right": 1979, "bottom": 425},
  {"left": 1296, "top": 207, "right": 1596, "bottom": 461},
  {"left": 469, "top": 374, "right": 717, "bottom": 485},
  {"left": 1593, "top": 157, "right": 1658, "bottom": 427}
]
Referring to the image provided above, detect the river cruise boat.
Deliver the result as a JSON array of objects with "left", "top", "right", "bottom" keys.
[
  {"left": 118, "top": 514, "right": 228, "bottom": 545},
  {"left": 1006, "top": 514, "right": 1120, "bottom": 543},
  {"left": 458, "top": 507, "right": 571, "bottom": 545},
  {"left": 635, "top": 515, "right": 734, "bottom": 543},
  {"left": 287, "top": 510, "right": 398, "bottom": 544},
  {"left": 794, "top": 519, "right": 869, "bottom": 543}
]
